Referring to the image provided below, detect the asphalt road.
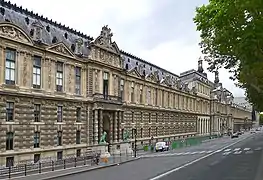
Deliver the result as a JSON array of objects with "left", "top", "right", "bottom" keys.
[
  {"left": 51, "top": 133, "right": 258, "bottom": 180},
  {"left": 151, "top": 132, "right": 263, "bottom": 180}
]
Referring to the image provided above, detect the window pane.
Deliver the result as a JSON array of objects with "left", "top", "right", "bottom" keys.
[
  {"left": 36, "top": 68, "right": 41, "bottom": 74},
  {"left": 10, "top": 61, "right": 15, "bottom": 69},
  {"left": 10, "top": 70, "right": 15, "bottom": 81},
  {"left": 5, "top": 69, "right": 10, "bottom": 80},
  {"left": 36, "top": 75, "right": 41, "bottom": 85}
]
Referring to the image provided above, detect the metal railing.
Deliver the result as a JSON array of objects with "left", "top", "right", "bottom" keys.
[{"left": 0, "top": 151, "right": 134, "bottom": 179}]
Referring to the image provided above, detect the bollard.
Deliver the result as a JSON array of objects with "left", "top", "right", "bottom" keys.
[
  {"left": 74, "top": 158, "right": 77, "bottom": 167},
  {"left": 24, "top": 164, "right": 27, "bottom": 176},
  {"left": 84, "top": 156, "right": 86, "bottom": 165},
  {"left": 8, "top": 166, "right": 11, "bottom": 179},
  {"left": 52, "top": 160, "right": 54, "bottom": 171},
  {"left": 64, "top": 159, "right": 66, "bottom": 169},
  {"left": 39, "top": 162, "right": 42, "bottom": 173}
]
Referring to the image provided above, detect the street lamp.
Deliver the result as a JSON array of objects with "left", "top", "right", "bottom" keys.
[{"left": 132, "top": 128, "right": 137, "bottom": 157}]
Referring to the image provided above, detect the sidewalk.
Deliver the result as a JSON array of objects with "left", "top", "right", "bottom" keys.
[{"left": 5, "top": 156, "right": 139, "bottom": 180}]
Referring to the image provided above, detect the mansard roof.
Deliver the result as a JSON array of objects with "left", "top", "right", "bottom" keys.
[
  {"left": 0, "top": 0, "right": 93, "bottom": 56},
  {"left": 121, "top": 50, "right": 180, "bottom": 85}
]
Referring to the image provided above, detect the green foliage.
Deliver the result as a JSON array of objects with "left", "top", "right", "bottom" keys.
[{"left": 194, "top": 0, "right": 263, "bottom": 111}]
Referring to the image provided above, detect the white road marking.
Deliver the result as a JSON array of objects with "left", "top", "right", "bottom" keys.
[
  {"left": 224, "top": 149, "right": 231, "bottom": 152},
  {"left": 234, "top": 148, "right": 241, "bottom": 151},
  {"left": 215, "top": 149, "right": 222, "bottom": 153},
  {"left": 182, "top": 152, "right": 190, "bottom": 155},
  {"left": 149, "top": 135, "right": 251, "bottom": 180},
  {"left": 245, "top": 150, "right": 253, "bottom": 154},
  {"left": 190, "top": 152, "right": 198, "bottom": 155},
  {"left": 244, "top": 148, "right": 250, "bottom": 151},
  {"left": 199, "top": 151, "right": 206, "bottom": 154},
  {"left": 222, "top": 152, "right": 231, "bottom": 156},
  {"left": 255, "top": 147, "right": 262, "bottom": 151},
  {"left": 206, "top": 150, "right": 213, "bottom": 154},
  {"left": 233, "top": 151, "right": 242, "bottom": 155}
]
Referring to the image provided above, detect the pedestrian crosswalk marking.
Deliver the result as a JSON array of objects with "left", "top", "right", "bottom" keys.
[
  {"left": 233, "top": 151, "right": 242, "bottom": 155},
  {"left": 224, "top": 149, "right": 231, "bottom": 152},
  {"left": 215, "top": 149, "right": 222, "bottom": 153},
  {"left": 206, "top": 150, "right": 213, "bottom": 154},
  {"left": 245, "top": 150, "right": 253, "bottom": 154},
  {"left": 244, "top": 148, "right": 250, "bottom": 151},
  {"left": 223, "top": 152, "right": 231, "bottom": 155},
  {"left": 234, "top": 148, "right": 241, "bottom": 151},
  {"left": 255, "top": 147, "right": 262, "bottom": 151}
]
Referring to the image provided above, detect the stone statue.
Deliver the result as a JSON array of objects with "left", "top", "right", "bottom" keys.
[
  {"left": 99, "top": 131, "right": 107, "bottom": 144},
  {"left": 123, "top": 130, "right": 130, "bottom": 141}
]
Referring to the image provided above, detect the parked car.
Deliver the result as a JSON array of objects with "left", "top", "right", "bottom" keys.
[
  {"left": 231, "top": 132, "right": 239, "bottom": 138},
  {"left": 250, "top": 129, "right": 256, "bottom": 134},
  {"left": 155, "top": 142, "right": 169, "bottom": 152}
]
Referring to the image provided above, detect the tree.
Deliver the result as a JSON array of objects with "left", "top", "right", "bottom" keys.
[{"left": 194, "top": 0, "right": 263, "bottom": 111}]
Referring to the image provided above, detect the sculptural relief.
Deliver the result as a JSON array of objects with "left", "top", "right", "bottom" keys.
[
  {"left": 0, "top": 25, "right": 31, "bottom": 44},
  {"left": 23, "top": 55, "right": 28, "bottom": 86}
]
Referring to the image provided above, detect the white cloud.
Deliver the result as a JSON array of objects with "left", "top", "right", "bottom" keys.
[{"left": 8, "top": 0, "right": 245, "bottom": 97}]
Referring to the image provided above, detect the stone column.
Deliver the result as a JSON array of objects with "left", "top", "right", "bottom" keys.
[
  {"left": 93, "top": 110, "right": 99, "bottom": 144},
  {"left": 118, "top": 111, "right": 122, "bottom": 141},
  {"left": 99, "top": 109, "right": 103, "bottom": 141},
  {"left": 114, "top": 111, "right": 118, "bottom": 142},
  {"left": 0, "top": 45, "right": 4, "bottom": 85},
  {"left": 109, "top": 114, "right": 113, "bottom": 144}
]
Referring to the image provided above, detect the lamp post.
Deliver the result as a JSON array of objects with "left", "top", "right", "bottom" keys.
[{"left": 132, "top": 128, "right": 137, "bottom": 157}]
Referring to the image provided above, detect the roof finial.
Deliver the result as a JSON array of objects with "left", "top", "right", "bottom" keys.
[
  {"left": 197, "top": 56, "right": 204, "bottom": 73},
  {"left": 214, "top": 70, "right": 219, "bottom": 84}
]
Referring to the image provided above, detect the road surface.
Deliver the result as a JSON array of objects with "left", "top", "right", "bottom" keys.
[{"left": 51, "top": 132, "right": 262, "bottom": 180}]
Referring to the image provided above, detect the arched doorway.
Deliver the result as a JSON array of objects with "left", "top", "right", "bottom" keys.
[{"left": 103, "top": 114, "right": 110, "bottom": 143}]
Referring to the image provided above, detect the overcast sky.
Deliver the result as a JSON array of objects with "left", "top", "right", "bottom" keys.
[{"left": 9, "top": 0, "right": 245, "bottom": 97}]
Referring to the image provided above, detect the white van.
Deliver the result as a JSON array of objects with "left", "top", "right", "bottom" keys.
[{"left": 155, "top": 142, "right": 169, "bottom": 152}]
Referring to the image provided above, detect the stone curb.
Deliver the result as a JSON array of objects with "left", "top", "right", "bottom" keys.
[{"left": 38, "top": 157, "right": 141, "bottom": 180}]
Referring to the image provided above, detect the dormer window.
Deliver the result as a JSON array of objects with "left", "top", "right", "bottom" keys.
[
  {"left": 75, "top": 38, "right": 83, "bottom": 55},
  {"left": 31, "top": 20, "right": 43, "bottom": 41}
]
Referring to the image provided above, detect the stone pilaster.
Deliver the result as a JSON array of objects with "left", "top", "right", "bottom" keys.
[
  {"left": 109, "top": 114, "right": 113, "bottom": 144},
  {"left": 93, "top": 110, "right": 98, "bottom": 144},
  {"left": 98, "top": 109, "right": 103, "bottom": 142},
  {"left": 0, "top": 45, "right": 4, "bottom": 85},
  {"left": 118, "top": 111, "right": 122, "bottom": 141},
  {"left": 114, "top": 111, "right": 118, "bottom": 142}
]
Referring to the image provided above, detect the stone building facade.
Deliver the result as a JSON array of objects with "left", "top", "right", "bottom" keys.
[{"left": 0, "top": 1, "right": 252, "bottom": 166}]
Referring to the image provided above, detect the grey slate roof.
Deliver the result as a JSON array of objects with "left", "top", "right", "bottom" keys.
[{"left": 0, "top": 0, "right": 93, "bottom": 57}]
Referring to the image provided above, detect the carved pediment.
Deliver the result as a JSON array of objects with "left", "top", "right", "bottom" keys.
[
  {"left": 160, "top": 75, "right": 172, "bottom": 86},
  {"left": 93, "top": 25, "right": 120, "bottom": 54},
  {"left": 146, "top": 72, "right": 159, "bottom": 83},
  {"left": 47, "top": 42, "right": 75, "bottom": 57},
  {"left": 128, "top": 67, "right": 141, "bottom": 78},
  {"left": 0, "top": 22, "right": 33, "bottom": 45}
]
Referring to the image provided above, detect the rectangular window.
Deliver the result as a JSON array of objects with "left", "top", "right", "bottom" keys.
[
  {"left": 149, "top": 113, "right": 151, "bottom": 123},
  {"left": 6, "top": 157, "right": 14, "bottom": 167},
  {"left": 103, "top": 72, "right": 109, "bottom": 99},
  {"left": 33, "top": 56, "right": 41, "bottom": 89},
  {"left": 156, "top": 113, "right": 158, "bottom": 123},
  {"left": 34, "top": 132, "right": 40, "bottom": 148},
  {"left": 34, "top": 154, "right": 40, "bottom": 163},
  {"left": 168, "top": 93, "right": 170, "bottom": 107},
  {"left": 76, "top": 107, "right": 81, "bottom": 122},
  {"left": 162, "top": 90, "right": 164, "bottom": 107},
  {"left": 75, "top": 67, "right": 81, "bottom": 94},
  {"left": 6, "top": 132, "right": 13, "bottom": 150},
  {"left": 132, "top": 112, "right": 134, "bottom": 123},
  {"left": 76, "top": 130, "right": 81, "bottom": 144},
  {"left": 156, "top": 127, "right": 158, "bottom": 136},
  {"left": 141, "top": 112, "right": 143, "bottom": 123},
  {"left": 139, "top": 86, "right": 143, "bottom": 104},
  {"left": 34, "top": 104, "right": 41, "bottom": 122},
  {"left": 147, "top": 88, "right": 151, "bottom": 105},
  {"left": 5, "top": 49, "right": 16, "bottom": 85},
  {"left": 120, "top": 79, "right": 124, "bottom": 100},
  {"left": 56, "top": 62, "right": 63, "bottom": 92},
  {"left": 155, "top": 88, "right": 158, "bottom": 106},
  {"left": 6, "top": 102, "right": 14, "bottom": 122},
  {"left": 131, "top": 82, "right": 134, "bottom": 103},
  {"left": 140, "top": 128, "right": 143, "bottom": 138},
  {"left": 57, "top": 131, "right": 62, "bottom": 146},
  {"left": 149, "top": 127, "right": 151, "bottom": 137},
  {"left": 57, "top": 106, "right": 63, "bottom": 122}
]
